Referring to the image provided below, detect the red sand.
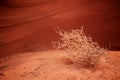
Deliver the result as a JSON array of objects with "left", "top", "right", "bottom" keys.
[{"left": 0, "top": 50, "right": 120, "bottom": 80}]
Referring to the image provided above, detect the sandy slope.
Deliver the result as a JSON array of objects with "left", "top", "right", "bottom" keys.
[{"left": 0, "top": 50, "right": 120, "bottom": 80}]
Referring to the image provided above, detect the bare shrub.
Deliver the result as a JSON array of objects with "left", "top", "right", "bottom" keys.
[{"left": 52, "top": 27, "right": 107, "bottom": 66}]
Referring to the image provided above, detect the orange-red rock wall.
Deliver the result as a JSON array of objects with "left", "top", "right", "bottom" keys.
[{"left": 0, "top": 0, "right": 120, "bottom": 58}]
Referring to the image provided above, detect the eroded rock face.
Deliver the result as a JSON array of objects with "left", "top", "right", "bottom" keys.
[
  {"left": 0, "top": 0, "right": 120, "bottom": 58},
  {"left": 1, "top": 0, "right": 55, "bottom": 7}
]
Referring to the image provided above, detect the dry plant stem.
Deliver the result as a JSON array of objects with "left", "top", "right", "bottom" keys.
[{"left": 52, "top": 27, "right": 107, "bottom": 66}]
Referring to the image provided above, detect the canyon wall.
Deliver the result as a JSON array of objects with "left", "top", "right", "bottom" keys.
[{"left": 0, "top": 0, "right": 120, "bottom": 58}]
